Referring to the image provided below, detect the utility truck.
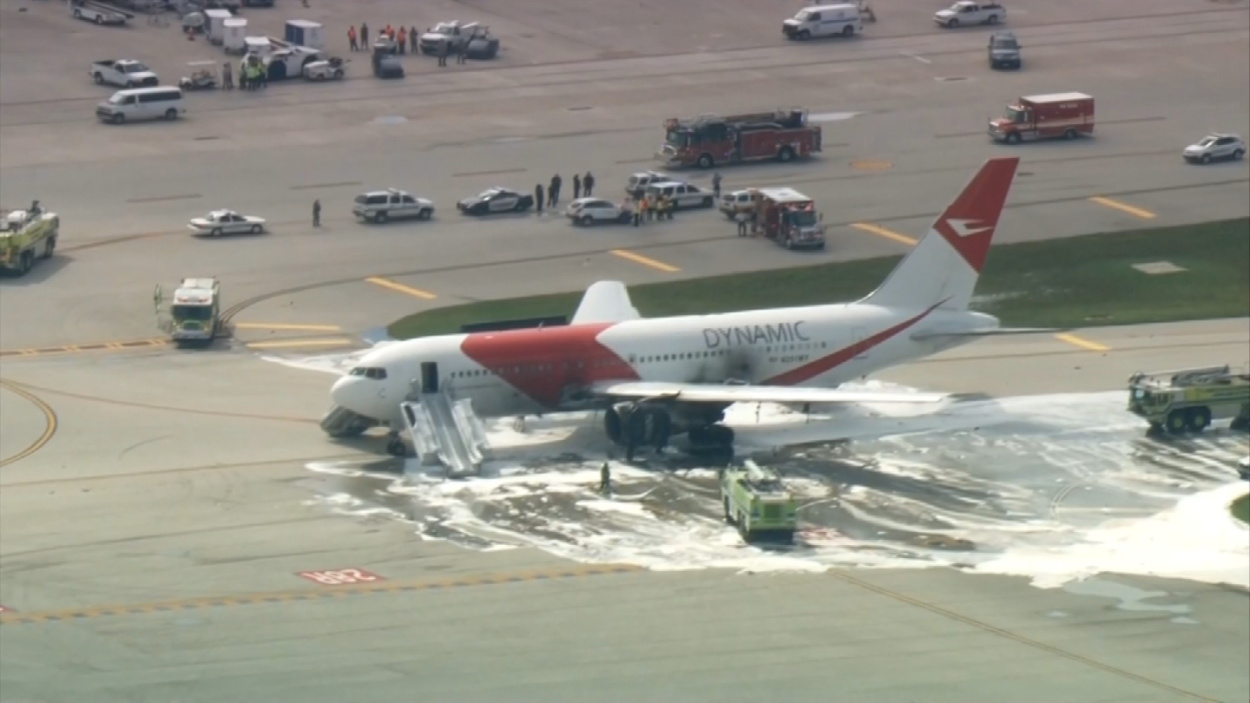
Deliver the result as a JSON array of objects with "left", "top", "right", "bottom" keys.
[
  {"left": 721, "top": 460, "right": 799, "bottom": 543},
  {"left": 90, "top": 59, "right": 158, "bottom": 88},
  {"left": 934, "top": 1, "right": 1006, "bottom": 28},
  {"left": 0, "top": 201, "right": 59, "bottom": 277},
  {"left": 156, "top": 277, "right": 222, "bottom": 346},
  {"left": 1128, "top": 365, "right": 1250, "bottom": 435}
]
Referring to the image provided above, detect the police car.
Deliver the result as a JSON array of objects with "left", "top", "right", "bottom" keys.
[
  {"left": 456, "top": 187, "right": 534, "bottom": 216},
  {"left": 352, "top": 189, "right": 434, "bottom": 224},
  {"left": 187, "top": 210, "right": 266, "bottom": 237}
]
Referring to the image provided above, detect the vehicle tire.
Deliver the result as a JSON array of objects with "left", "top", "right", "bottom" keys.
[
  {"left": 513, "top": 201, "right": 527, "bottom": 212},
  {"left": 250, "top": 224, "right": 262, "bottom": 234},
  {"left": 1005, "top": 132, "right": 1020, "bottom": 145},
  {"left": 210, "top": 228, "right": 222, "bottom": 237},
  {"left": 333, "top": 70, "right": 344, "bottom": 80},
  {"left": 777, "top": 146, "right": 795, "bottom": 162},
  {"left": 1064, "top": 129, "right": 1077, "bottom": 140},
  {"left": 1165, "top": 409, "right": 1188, "bottom": 434},
  {"left": 987, "top": 15, "right": 999, "bottom": 25},
  {"left": 797, "top": 30, "right": 810, "bottom": 40},
  {"left": 947, "top": 19, "right": 959, "bottom": 28},
  {"left": 93, "top": 73, "right": 104, "bottom": 84},
  {"left": 579, "top": 215, "right": 595, "bottom": 226},
  {"left": 1234, "top": 149, "right": 1245, "bottom": 160},
  {"left": 697, "top": 154, "right": 714, "bottom": 169},
  {"left": 374, "top": 211, "right": 388, "bottom": 224},
  {"left": 41, "top": 237, "right": 55, "bottom": 259},
  {"left": 1201, "top": 154, "right": 1212, "bottom": 164},
  {"left": 842, "top": 25, "right": 855, "bottom": 36},
  {"left": 418, "top": 208, "right": 432, "bottom": 220},
  {"left": 94, "top": 15, "right": 103, "bottom": 25},
  {"left": 784, "top": 236, "right": 794, "bottom": 250},
  {"left": 164, "top": 108, "right": 178, "bottom": 120},
  {"left": 74, "top": 9, "right": 82, "bottom": 18},
  {"left": 18, "top": 252, "right": 33, "bottom": 276},
  {"left": 112, "top": 113, "right": 125, "bottom": 124},
  {"left": 1186, "top": 407, "right": 1211, "bottom": 433},
  {"left": 701, "top": 196, "right": 714, "bottom": 207}
]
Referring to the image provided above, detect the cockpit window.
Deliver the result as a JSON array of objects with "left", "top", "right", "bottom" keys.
[{"left": 348, "top": 367, "right": 387, "bottom": 380}]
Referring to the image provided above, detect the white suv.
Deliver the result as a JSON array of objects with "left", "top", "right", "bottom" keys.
[
  {"left": 352, "top": 189, "right": 434, "bottom": 223},
  {"left": 719, "top": 189, "right": 755, "bottom": 218},
  {"left": 643, "top": 181, "right": 715, "bottom": 210},
  {"left": 625, "top": 171, "right": 672, "bottom": 198},
  {"left": 1183, "top": 133, "right": 1245, "bottom": 164},
  {"left": 565, "top": 198, "right": 631, "bottom": 226}
]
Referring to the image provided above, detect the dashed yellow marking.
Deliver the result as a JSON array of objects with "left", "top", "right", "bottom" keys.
[
  {"left": 0, "top": 338, "right": 167, "bottom": 359},
  {"left": 234, "top": 323, "right": 343, "bottom": 332},
  {"left": 1089, "top": 196, "right": 1156, "bottom": 219},
  {"left": 245, "top": 338, "right": 356, "bottom": 350},
  {"left": 850, "top": 223, "right": 918, "bottom": 246},
  {"left": 0, "top": 564, "right": 644, "bottom": 626},
  {"left": 850, "top": 159, "right": 893, "bottom": 171},
  {"left": 364, "top": 276, "right": 438, "bottom": 300},
  {"left": 1055, "top": 333, "right": 1111, "bottom": 352},
  {"left": 610, "top": 249, "right": 681, "bottom": 273}
]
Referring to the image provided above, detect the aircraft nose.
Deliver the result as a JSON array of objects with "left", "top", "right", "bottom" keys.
[{"left": 331, "top": 375, "right": 364, "bottom": 413}]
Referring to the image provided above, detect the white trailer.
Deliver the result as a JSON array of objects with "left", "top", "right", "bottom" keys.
[
  {"left": 223, "top": 18, "right": 248, "bottom": 54},
  {"left": 284, "top": 20, "right": 325, "bottom": 50},
  {"left": 204, "top": 8, "right": 233, "bottom": 45}
]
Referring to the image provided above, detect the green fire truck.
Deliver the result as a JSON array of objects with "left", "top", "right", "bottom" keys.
[
  {"left": 155, "top": 277, "right": 222, "bottom": 346},
  {"left": 721, "top": 459, "right": 799, "bottom": 543},
  {"left": 1128, "top": 365, "right": 1250, "bottom": 435},
  {"left": 0, "top": 201, "right": 58, "bottom": 277}
]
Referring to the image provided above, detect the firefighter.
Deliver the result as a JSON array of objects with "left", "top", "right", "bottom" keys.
[
  {"left": 312, "top": 199, "right": 321, "bottom": 227},
  {"left": 599, "top": 462, "right": 612, "bottom": 496},
  {"left": 396, "top": 26, "right": 407, "bottom": 54},
  {"left": 583, "top": 171, "right": 595, "bottom": 196},
  {"left": 348, "top": 25, "right": 358, "bottom": 52},
  {"left": 572, "top": 173, "right": 582, "bottom": 200},
  {"left": 534, "top": 183, "right": 544, "bottom": 215}
]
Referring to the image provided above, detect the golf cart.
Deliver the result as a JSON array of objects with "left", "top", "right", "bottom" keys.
[
  {"left": 303, "top": 56, "right": 347, "bottom": 81},
  {"left": 178, "top": 60, "right": 218, "bottom": 90}
]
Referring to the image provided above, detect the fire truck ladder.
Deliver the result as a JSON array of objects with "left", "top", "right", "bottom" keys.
[{"left": 399, "top": 387, "right": 491, "bottom": 478}]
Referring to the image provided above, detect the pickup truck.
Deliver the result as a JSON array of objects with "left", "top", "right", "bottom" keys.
[
  {"left": 934, "top": 1, "right": 1006, "bottom": 28},
  {"left": 90, "top": 59, "right": 159, "bottom": 88},
  {"left": 71, "top": 0, "right": 132, "bottom": 25}
]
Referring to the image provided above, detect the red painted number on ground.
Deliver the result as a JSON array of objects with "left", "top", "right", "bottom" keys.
[
  {"left": 0, "top": 605, "right": 10, "bottom": 613},
  {"left": 296, "top": 568, "right": 383, "bottom": 586}
]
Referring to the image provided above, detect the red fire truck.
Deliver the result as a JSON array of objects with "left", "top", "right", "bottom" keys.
[
  {"left": 988, "top": 92, "right": 1095, "bottom": 144},
  {"left": 657, "top": 109, "right": 823, "bottom": 169}
]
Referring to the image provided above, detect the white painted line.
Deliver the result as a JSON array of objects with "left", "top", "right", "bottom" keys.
[{"left": 902, "top": 52, "right": 932, "bottom": 65}]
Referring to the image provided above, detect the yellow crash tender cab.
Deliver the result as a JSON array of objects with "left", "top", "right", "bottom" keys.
[
  {"left": 1127, "top": 365, "right": 1250, "bottom": 435},
  {"left": 0, "top": 202, "right": 58, "bottom": 277},
  {"left": 720, "top": 460, "right": 799, "bottom": 543}
]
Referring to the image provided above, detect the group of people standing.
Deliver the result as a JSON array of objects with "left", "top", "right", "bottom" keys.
[
  {"left": 345, "top": 23, "right": 469, "bottom": 66},
  {"left": 218, "top": 57, "right": 266, "bottom": 91},
  {"left": 534, "top": 172, "right": 596, "bottom": 213}
]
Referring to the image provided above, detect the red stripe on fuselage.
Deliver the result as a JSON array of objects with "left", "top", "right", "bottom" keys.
[
  {"left": 459, "top": 322, "right": 640, "bottom": 408},
  {"left": 762, "top": 302, "right": 945, "bottom": 387}
]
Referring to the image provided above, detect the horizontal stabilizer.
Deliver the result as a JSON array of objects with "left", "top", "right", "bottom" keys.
[
  {"left": 911, "top": 327, "right": 1065, "bottom": 340},
  {"left": 593, "top": 380, "right": 945, "bottom": 405},
  {"left": 571, "top": 281, "right": 642, "bottom": 325}
]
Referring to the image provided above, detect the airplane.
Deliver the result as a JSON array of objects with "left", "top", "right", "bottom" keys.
[{"left": 327, "top": 156, "right": 1048, "bottom": 457}]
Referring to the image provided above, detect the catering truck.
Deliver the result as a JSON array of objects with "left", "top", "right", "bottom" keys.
[
  {"left": 657, "top": 109, "right": 822, "bottom": 169},
  {"left": 988, "top": 92, "right": 1094, "bottom": 144},
  {"left": 1128, "top": 365, "right": 1250, "bottom": 435},
  {"left": 0, "top": 201, "right": 58, "bottom": 277},
  {"left": 156, "top": 277, "right": 222, "bottom": 346},
  {"left": 751, "top": 187, "right": 826, "bottom": 250},
  {"left": 721, "top": 460, "right": 799, "bottom": 543}
]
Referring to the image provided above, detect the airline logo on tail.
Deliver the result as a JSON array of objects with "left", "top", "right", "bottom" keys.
[{"left": 931, "top": 157, "right": 1019, "bottom": 273}]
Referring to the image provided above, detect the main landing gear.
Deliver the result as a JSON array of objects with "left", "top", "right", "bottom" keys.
[
  {"left": 604, "top": 403, "right": 735, "bottom": 460},
  {"left": 386, "top": 433, "right": 408, "bottom": 457}
]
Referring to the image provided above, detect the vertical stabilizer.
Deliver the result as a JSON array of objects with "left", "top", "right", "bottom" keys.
[{"left": 862, "top": 157, "right": 1019, "bottom": 311}]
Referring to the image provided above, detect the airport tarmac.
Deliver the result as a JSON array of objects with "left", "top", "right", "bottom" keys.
[{"left": 2, "top": 1, "right": 1249, "bottom": 701}]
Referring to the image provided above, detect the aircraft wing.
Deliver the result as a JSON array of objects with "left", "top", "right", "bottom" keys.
[{"left": 591, "top": 380, "right": 945, "bottom": 405}]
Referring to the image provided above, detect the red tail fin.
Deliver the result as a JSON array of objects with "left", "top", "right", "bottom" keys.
[{"left": 932, "top": 157, "right": 1019, "bottom": 273}]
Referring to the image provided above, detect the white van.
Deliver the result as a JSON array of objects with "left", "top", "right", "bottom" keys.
[
  {"left": 96, "top": 86, "right": 185, "bottom": 125},
  {"left": 783, "top": 3, "right": 863, "bottom": 40}
]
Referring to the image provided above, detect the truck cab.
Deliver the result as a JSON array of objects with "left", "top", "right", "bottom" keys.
[{"left": 721, "top": 460, "right": 798, "bottom": 542}]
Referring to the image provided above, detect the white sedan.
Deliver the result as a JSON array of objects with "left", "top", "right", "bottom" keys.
[
  {"left": 565, "top": 198, "right": 631, "bottom": 226},
  {"left": 188, "top": 210, "right": 267, "bottom": 237}
]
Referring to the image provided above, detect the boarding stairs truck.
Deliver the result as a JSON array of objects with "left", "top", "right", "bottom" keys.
[
  {"left": 657, "top": 108, "right": 822, "bottom": 169},
  {"left": 71, "top": 0, "right": 133, "bottom": 25},
  {"left": 1128, "top": 365, "right": 1250, "bottom": 435},
  {"left": 398, "top": 380, "right": 492, "bottom": 477},
  {"left": 721, "top": 460, "right": 799, "bottom": 543},
  {"left": 155, "top": 277, "right": 222, "bottom": 346},
  {"left": 0, "top": 202, "right": 59, "bottom": 277},
  {"left": 752, "top": 187, "right": 826, "bottom": 250},
  {"left": 989, "top": 92, "right": 1094, "bottom": 144}
]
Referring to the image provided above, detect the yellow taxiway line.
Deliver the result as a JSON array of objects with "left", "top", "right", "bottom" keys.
[
  {"left": 0, "top": 563, "right": 644, "bottom": 626},
  {"left": 364, "top": 276, "right": 438, "bottom": 300},
  {"left": 0, "top": 338, "right": 167, "bottom": 359},
  {"left": 0, "top": 380, "right": 58, "bottom": 468},
  {"left": 1089, "top": 197, "right": 1156, "bottom": 220},
  {"left": 245, "top": 338, "right": 357, "bottom": 350},
  {"left": 850, "top": 222, "right": 918, "bottom": 246},
  {"left": 610, "top": 249, "right": 681, "bottom": 273},
  {"left": 233, "top": 323, "right": 343, "bottom": 332},
  {"left": 1055, "top": 333, "right": 1111, "bottom": 352}
]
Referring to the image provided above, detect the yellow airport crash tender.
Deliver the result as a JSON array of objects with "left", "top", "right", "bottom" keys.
[
  {"left": 0, "top": 201, "right": 58, "bottom": 276},
  {"left": 155, "top": 277, "right": 222, "bottom": 345},
  {"left": 1127, "top": 365, "right": 1250, "bottom": 434},
  {"left": 721, "top": 459, "right": 799, "bottom": 542}
]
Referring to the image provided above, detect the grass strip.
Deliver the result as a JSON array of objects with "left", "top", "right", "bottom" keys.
[{"left": 389, "top": 218, "right": 1250, "bottom": 339}]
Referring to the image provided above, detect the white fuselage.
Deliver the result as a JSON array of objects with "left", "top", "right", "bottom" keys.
[{"left": 330, "top": 301, "right": 995, "bottom": 427}]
